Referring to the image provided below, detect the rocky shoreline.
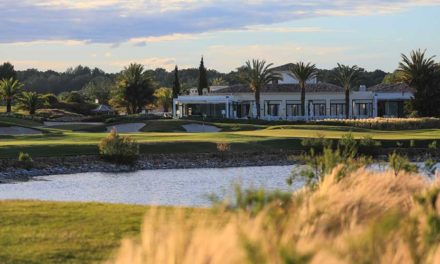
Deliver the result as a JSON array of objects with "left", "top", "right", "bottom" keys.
[{"left": 0, "top": 152, "right": 297, "bottom": 183}]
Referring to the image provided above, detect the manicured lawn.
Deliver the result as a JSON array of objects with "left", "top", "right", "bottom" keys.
[
  {"left": 0, "top": 200, "right": 203, "bottom": 264},
  {"left": 1, "top": 125, "right": 439, "bottom": 158},
  {"left": 0, "top": 116, "right": 439, "bottom": 158},
  {"left": 0, "top": 116, "right": 43, "bottom": 128}
]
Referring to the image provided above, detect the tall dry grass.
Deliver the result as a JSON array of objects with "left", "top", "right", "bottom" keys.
[{"left": 108, "top": 167, "right": 440, "bottom": 264}]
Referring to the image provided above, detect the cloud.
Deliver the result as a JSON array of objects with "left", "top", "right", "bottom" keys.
[
  {"left": 207, "top": 43, "right": 350, "bottom": 71},
  {"left": 1, "top": 0, "right": 439, "bottom": 44},
  {"left": 110, "top": 57, "right": 179, "bottom": 71}
]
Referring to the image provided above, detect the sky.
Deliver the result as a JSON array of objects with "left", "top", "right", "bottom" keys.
[{"left": 0, "top": 0, "right": 439, "bottom": 73}]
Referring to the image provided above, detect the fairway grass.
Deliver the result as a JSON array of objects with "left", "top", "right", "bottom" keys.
[
  {"left": 1, "top": 125, "right": 440, "bottom": 158},
  {"left": 0, "top": 200, "right": 203, "bottom": 264}
]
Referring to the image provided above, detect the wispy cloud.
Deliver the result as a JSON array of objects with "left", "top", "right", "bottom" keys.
[
  {"left": 110, "top": 57, "right": 179, "bottom": 71},
  {"left": 1, "top": 0, "right": 439, "bottom": 44}
]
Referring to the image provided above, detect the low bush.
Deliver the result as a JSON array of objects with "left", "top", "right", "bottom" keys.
[
  {"left": 388, "top": 151, "right": 418, "bottom": 176},
  {"left": 17, "top": 152, "right": 33, "bottom": 169},
  {"left": 98, "top": 128, "right": 139, "bottom": 165},
  {"left": 216, "top": 142, "right": 231, "bottom": 161},
  {"left": 429, "top": 140, "right": 438, "bottom": 150},
  {"left": 359, "top": 135, "right": 381, "bottom": 148},
  {"left": 300, "top": 133, "right": 333, "bottom": 151}
]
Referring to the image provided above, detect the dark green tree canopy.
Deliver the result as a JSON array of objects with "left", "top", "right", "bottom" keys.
[
  {"left": 115, "top": 63, "right": 155, "bottom": 114},
  {"left": 172, "top": 65, "right": 181, "bottom": 99},
  {"left": 398, "top": 49, "right": 440, "bottom": 117},
  {"left": 0, "top": 62, "right": 17, "bottom": 81},
  {"left": 197, "top": 57, "right": 209, "bottom": 95}
]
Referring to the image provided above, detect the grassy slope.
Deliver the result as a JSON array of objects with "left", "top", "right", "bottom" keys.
[
  {"left": 1, "top": 126, "right": 440, "bottom": 157},
  {"left": 0, "top": 200, "right": 202, "bottom": 264},
  {"left": 0, "top": 116, "right": 439, "bottom": 157},
  {"left": 0, "top": 116, "right": 43, "bottom": 128}
]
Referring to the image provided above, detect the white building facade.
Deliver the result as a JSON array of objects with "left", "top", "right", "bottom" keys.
[{"left": 173, "top": 67, "right": 413, "bottom": 120}]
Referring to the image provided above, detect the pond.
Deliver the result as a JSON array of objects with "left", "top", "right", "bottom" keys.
[{"left": 0, "top": 166, "right": 299, "bottom": 207}]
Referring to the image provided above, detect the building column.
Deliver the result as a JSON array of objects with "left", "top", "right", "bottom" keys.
[
  {"left": 373, "top": 94, "right": 378, "bottom": 118},
  {"left": 172, "top": 99, "right": 177, "bottom": 118},
  {"left": 225, "top": 101, "right": 230, "bottom": 118}
]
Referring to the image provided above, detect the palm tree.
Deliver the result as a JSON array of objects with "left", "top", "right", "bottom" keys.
[
  {"left": 240, "top": 60, "right": 281, "bottom": 119},
  {"left": 334, "top": 64, "right": 360, "bottom": 119},
  {"left": 398, "top": 49, "right": 436, "bottom": 88},
  {"left": 0, "top": 78, "right": 23, "bottom": 113},
  {"left": 116, "top": 63, "right": 155, "bottom": 114},
  {"left": 289, "top": 62, "right": 317, "bottom": 117},
  {"left": 398, "top": 49, "right": 438, "bottom": 116},
  {"left": 16, "top": 91, "right": 45, "bottom": 115},
  {"left": 154, "top": 87, "right": 173, "bottom": 112}
]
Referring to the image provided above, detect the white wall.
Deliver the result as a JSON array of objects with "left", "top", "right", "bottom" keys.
[{"left": 276, "top": 71, "right": 318, "bottom": 85}]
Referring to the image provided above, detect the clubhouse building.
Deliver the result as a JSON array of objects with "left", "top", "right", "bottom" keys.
[{"left": 173, "top": 65, "right": 413, "bottom": 120}]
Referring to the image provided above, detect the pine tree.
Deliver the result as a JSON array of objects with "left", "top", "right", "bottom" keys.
[
  {"left": 172, "top": 65, "right": 181, "bottom": 99},
  {"left": 198, "top": 57, "right": 209, "bottom": 95}
]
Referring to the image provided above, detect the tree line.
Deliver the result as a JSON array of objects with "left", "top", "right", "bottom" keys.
[{"left": 1, "top": 51, "right": 438, "bottom": 117}]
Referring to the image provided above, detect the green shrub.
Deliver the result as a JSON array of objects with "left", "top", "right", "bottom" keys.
[
  {"left": 18, "top": 152, "right": 33, "bottom": 169},
  {"left": 216, "top": 142, "right": 231, "bottom": 161},
  {"left": 301, "top": 133, "right": 333, "bottom": 151},
  {"left": 410, "top": 140, "right": 416, "bottom": 148},
  {"left": 428, "top": 141, "right": 438, "bottom": 150},
  {"left": 360, "top": 135, "right": 381, "bottom": 148},
  {"left": 210, "top": 184, "right": 292, "bottom": 215},
  {"left": 289, "top": 147, "right": 371, "bottom": 187},
  {"left": 338, "top": 133, "right": 358, "bottom": 159},
  {"left": 64, "top": 91, "right": 84, "bottom": 103},
  {"left": 98, "top": 128, "right": 139, "bottom": 165},
  {"left": 388, "top": 152, "right": 418, "bottom": 177},
  {"left": 42, "top": 93, "right": 59, "bottom": 108}
]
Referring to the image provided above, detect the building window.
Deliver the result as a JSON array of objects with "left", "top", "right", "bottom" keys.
[
  {"left": 353, "top": 100, "right": 373, "bottom": 117},
  {"left": 235, "top": 101, "right": 253, "bottom": 118},
  {"left": 309, "top": 101, "right": 326, "bottom": 117},
  {"left": 265, "top": 101, "right": 281, "bottom": 116},
  {"left": 330, "top": 101, "right": 345, "bottom": 117},
  {"left": 286, "top": 101, "right": 302, "bottom": 116}
]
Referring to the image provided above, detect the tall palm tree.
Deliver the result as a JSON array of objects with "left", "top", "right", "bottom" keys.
[
  {"left": 16, "top": 91, "right": 45, "bottom": 115},
  {"left": 334, "top": 64, "right": 360, "bottom": 119},
  {"left": 398, "top": 49, "right": 438, "bottom": 117},
  {"left": 240, "top": 60, "right": 281, "bottom": 119},
  {"left": 289, "top": 62, "right": 317, "bottom": 117},
  {"left": 0, "top": 78, "right": 23, "bottom": 113},
  {"left": 398, "top": 49, "right": 436, "bottom": 89}
]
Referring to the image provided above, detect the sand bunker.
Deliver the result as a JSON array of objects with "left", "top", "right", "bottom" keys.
[
  {"left": 182, "top": 124, "right": 221, "bottom": 133},
  {"left": 0, "top": 126, "right": 42, "bottom": 135},
  {"left": 44, "top": 122, "right": 105, "bottom": 127},
  {"left": 107, "top": 123, "right": 145, "bottom": 133}
]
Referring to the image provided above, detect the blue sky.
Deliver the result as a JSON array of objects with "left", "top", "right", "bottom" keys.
[{"left": 0, "top": 0, "right": 439, "bottom": 73}]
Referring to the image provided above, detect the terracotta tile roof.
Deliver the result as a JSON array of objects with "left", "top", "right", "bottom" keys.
[
  {"left": 211, "top": 83, "right": 344, "bottom": 94},
  {"left": 368, "top": 82, "right": 415, "bottom": 93}
]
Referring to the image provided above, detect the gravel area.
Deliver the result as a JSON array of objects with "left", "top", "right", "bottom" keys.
[{"left": 0, "top": 152, "right": 296, "bottom": 183}]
